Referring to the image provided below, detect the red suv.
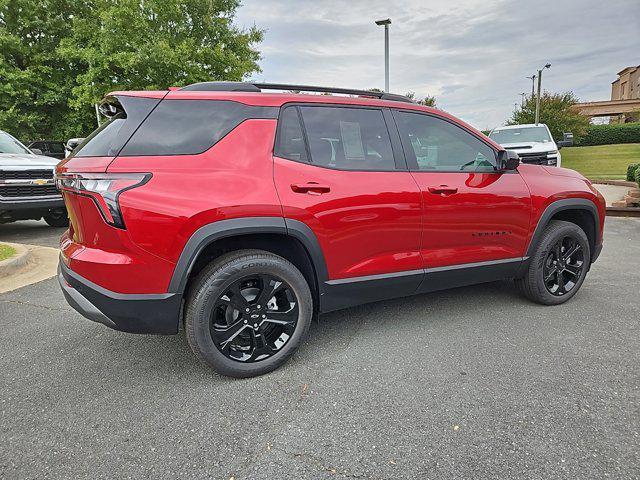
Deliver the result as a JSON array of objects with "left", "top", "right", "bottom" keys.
[{"left": 56, "top": 82, "right": 605, "bottom": 377}]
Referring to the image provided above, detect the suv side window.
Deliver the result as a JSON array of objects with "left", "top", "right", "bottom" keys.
[
  {"left": 120, "top": 100, "right": 277, "bottom": 156},
  {"left": 275, "top": 107, "right": 308, "bottom": 163},
  {"left": 298, "top": 106, "right": 395, "bottom": 171},
  {"left": 394, "top": 111, "right": 497, "bottom": 172}
]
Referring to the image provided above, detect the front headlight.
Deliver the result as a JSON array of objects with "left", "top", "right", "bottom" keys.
[{"left": 547, "top": 150, "right": 558, "bottom": 157}]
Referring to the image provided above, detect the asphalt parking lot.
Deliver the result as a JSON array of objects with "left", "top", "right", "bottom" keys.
[{"left": 1, "top": 218, "right": 639, "bottom": 479}]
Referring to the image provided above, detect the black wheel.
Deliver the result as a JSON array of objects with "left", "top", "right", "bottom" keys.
[
  {"left": 43, "top": 210, "right": 69, "bottom": 227},
  {"left": 516, "top": 220, "right": 591, "bottom": 305},
  {"left": 185, "top": 250, "right": 313, "bottom": 378}
]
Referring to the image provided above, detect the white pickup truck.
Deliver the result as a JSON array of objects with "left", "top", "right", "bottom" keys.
[
  {"left": 488, "top": 123, "right": 573, "bottom": 167},
  {"left": 0, "top": 129, "right": 68, "bottom": 227}
]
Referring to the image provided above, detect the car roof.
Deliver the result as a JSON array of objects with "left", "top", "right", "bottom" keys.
[
  {"left": 104, "top": 84, "right": 505, "bottom": 151},
  {"left": 493, "top": 123, "right": 548, "bottom": 130}
]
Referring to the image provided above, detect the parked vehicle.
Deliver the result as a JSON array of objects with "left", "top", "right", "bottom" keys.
[
  {"left": 56, "top": 83, "right": 605, "bottom": 377},
  {"left": 488, "top": 123, "right": 573, "bottom": 167},
  {"left": 64, "top": 138, "right": 84, "bottom": 158},
  {"left": 0, "top": 129, "right": 68, "bottom": 226},
  {"left": 28, "top": 140, "right": 66, "bottom": 160}
]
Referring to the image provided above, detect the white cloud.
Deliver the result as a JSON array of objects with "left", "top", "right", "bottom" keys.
[{"left": 236, "top": 0, "right": 640, "bottom": 129}]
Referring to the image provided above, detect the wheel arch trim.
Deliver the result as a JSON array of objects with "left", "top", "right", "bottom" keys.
[
  {"left": 525, "top": 198, "right": 601, "bottom": 260},
  {"left": 167, "top": 217, "right": 329, "bottom": 295}
]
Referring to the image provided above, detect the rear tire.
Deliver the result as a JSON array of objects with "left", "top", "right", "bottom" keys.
[
  {"left": 516, "top": 220, "right": 591, "bottom": 305},
  {"left": 43, "top": 210, "right": 69, "bottom": 227},
  {"left": 185, "top": 250, "right": 313, "bottom": 378}
]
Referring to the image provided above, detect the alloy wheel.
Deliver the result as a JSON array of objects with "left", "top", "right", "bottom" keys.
[
  {"left": 543, "top": 235, "right": 585, "bottom": 296},
  {"left": 210, "top": 274, "right": 299, "bottom": 362}
]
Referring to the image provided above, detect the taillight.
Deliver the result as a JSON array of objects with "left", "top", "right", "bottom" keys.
[{"left": 56, "top": 173, "right": 150, "bottom": 229}]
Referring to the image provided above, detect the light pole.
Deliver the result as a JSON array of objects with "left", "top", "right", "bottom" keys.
[
  {"left": 534, "top": 63, "right": 551, "bottom": 125},
  {"left": 520, "top": 92, "right": 526, "bottom": 107},
  {"left": 375, "top": 18, "right": 391, "bottom": 92}
]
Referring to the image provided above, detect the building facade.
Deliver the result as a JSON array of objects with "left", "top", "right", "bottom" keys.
[{"left": 611, "top": 66, "right": 640, "bottom": 101}]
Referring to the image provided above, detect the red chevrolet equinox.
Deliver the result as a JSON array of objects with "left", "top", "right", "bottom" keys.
[{"left": 56, "top": 82, "right": 606, "bottom": 377}]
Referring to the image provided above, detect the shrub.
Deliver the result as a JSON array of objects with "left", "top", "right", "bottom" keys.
[
  {"left": 576, "top": 122, "right": 640, "bottom": 146},
  {"left": 627, "top": 163, "right": 640, "bottom": 181},
  {"left": 635, "top": 166, "right": 640, "bottom": 188}
]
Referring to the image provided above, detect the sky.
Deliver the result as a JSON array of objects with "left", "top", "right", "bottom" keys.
[{"left": 235, "top": 0, "right": 639, "bottom": 130}]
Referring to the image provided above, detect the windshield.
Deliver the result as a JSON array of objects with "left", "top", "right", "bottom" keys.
[
  {"left": 489, "top": 126, "right": 552, "bottom": 144},
  {"left": 0, "top": 131, "right": 32, "bottom": 154}
]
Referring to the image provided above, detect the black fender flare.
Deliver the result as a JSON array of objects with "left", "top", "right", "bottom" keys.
[
  {"left": 525, "top": 198, "right": 601, "bottom": 261},
  {"left": 167, "top": 216, "right": 329, "bottom": 295}
]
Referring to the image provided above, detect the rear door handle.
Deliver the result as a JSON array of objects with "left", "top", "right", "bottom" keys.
[
  {"left": 290, "top": 182, "right": 331, "bottom": 195},
  {"left": 427, "top": 185, "right": 458, "bottom": 195}
]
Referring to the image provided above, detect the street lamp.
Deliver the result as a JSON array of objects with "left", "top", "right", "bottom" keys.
[
  {"left": 375, "top": 18, "right": 391, "bottom": 92},
  {"left": 520, "top": 92, "right": 526, "bottom": 107},
  {"left": 535, "top": 63, "right": 551, "bottom": 125}
]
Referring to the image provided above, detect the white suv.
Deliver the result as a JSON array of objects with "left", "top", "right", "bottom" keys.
[{"left": 488, "top": 123, "right": 572, "bottom": 167}]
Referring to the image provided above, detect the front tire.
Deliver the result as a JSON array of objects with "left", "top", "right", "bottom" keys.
[
  {"left": 43, "top": 210, "right": 69, "bottom": 227},
  {"left": 516, "top": 220, "right": 591, "bottom": 305},
  {"left": 185, "top": 250, "right": 313, "bottom": 378}
]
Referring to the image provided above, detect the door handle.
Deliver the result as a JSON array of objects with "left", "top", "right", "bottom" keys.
[
  {"left": 290, "top": 182, "right": 331, "bottom": 195},
  {"left": 428, "top": 185, "right": 458, "bottom": 195}
]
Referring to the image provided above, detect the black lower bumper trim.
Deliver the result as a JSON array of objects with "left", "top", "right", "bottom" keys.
[
  {"left": 0, "top": 198, "right": 65, "bottom": 211},
  {"left": 58, "top": 260, "right": 182, "bottom": 334}
]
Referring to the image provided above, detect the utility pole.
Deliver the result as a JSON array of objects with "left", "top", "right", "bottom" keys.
[
  {"left": 534, "top": 63, "right": 551, "bottom": 125},
  {"left": 375, "top": 19, "right": 391, "bottom": 92}
]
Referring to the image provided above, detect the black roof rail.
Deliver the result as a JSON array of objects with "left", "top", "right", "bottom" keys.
[
  {"left": 180, "top": 81, "right": 260, "bottom": 92},
  {"left": 179, "top": 81, "right": 414, "bottom": 103},
  {"left": 253, "top": 83, "right": 415, "bottom": 103}
]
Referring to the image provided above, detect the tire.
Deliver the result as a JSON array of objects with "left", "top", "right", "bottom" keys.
[
  {"left": 184, "top": 250, "right": 313, "bottom": 378},
  {"left": 43, "top": 210, "right": 69, "bottom": 227},
  {"left": 516, "top": 220, "right": 591, "bottom": 305}
]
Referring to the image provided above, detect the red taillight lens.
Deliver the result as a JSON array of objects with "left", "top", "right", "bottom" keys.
[{"left": 56, "top": 173, "right": 150, "bottom": 229}]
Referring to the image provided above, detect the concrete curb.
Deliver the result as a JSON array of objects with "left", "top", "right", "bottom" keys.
[
  {"left": 0, "top": 242, "right": 32, "bottom": 277},
  {"left": 606, "top": 207, "right": 640, "bottom": 217},
  {"left": 0, "top": 243, "right": 59, "bottom": 294},
  {"left": 592, "top": 179, "right": 637, "bottom": 187}
]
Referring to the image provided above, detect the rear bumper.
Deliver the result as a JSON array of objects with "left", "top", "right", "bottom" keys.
[{"left": 58, "top": 258, "right": 182, "bottom": 334}]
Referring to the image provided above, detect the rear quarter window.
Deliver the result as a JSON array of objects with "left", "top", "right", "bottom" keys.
[
  {"left": 73, "top": 96, "right": 161, "bottom": 158},
  {"left": 120, "top": 100, "right": 278, "bottom": 156}
]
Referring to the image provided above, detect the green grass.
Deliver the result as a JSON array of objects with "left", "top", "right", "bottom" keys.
[
  {"left": 561, "top": 143, "right": 640, "bottom": 180},
  {"left": 0, "top": 243, "right": 16, "bottom": 262}
]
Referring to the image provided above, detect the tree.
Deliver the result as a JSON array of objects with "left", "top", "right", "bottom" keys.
[
  {"left": 508, "top": 91, "right": 590, "bottom": 141},
  {"left": 405, "top": 91, "right": 436, "bottom": 107},
  {"left": 0, "top": 0, "right": 263, "bottom": 141},
  {"left": 0, "top": 0, "right": 91, "bottom": 141}
]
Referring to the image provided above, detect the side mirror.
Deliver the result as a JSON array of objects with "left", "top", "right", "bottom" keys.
[
  {"left": 557, "top": 132, "right": 574, "bottom": 149},
  {"left": 498, "top": 150, "right": 520, "bottom": 171},
  {"left": 65, "top": 138, "right": 84, "bottom": 154},
  {"left": 30, "top": 148, "right": 43, "bottom": 155}
]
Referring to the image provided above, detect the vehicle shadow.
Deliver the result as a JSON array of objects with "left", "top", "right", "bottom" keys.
[{"left": 92, "top": 280, "right": 529, "bottom": 383}]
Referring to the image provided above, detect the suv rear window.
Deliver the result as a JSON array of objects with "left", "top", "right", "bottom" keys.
[{"left": 120, "top": 100, "right": 277, "bottom": 156}]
